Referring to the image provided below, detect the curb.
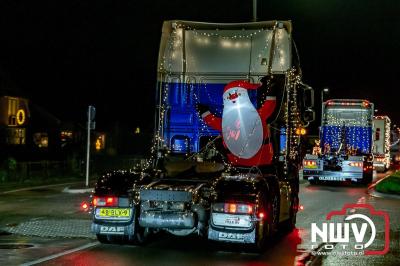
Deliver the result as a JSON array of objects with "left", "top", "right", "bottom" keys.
[
  {"left": 367, "top": 172, "right": 400, "bottom": 200},
  {"left": 295, "top": 243, "right": 327, "bottom": 266},
  {"left": 62, "top": 187, "right": 93, "bottom": 194},
  {"left": 367, "top": 186, "right": 400, "bottom": 200}
]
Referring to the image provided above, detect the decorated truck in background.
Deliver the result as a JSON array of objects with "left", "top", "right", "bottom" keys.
[
  {"left": 91, "top": 20, "right": 314, "bottom": 250},
  {"left": 303, "top": 99, "right": 374, "bottom": 184},
  {"left": 372, "top": 116, "right": 391, "bottom": 172}
]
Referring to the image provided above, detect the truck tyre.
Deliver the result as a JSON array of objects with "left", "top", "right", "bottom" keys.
[
  {"left": 96, "top": 234, "right": 109, "bottom": 244},
  {"left": 308, "top": 179, "right": 317, "bottom": 185},
  {"left": 254, "top": 217, "right": 267, "bottom": 252},
  {"left": 97, "top": 234, "right": 124, "bottom": 244},
  {"left": 362, "top": 173, "right": 373, "bottom": 185},
  {"left": 269, "top": 193, "right": 280, "bottom": 236},
  {"left": 282, "top": 195, "right": 297, "bottom": 232},
  {"left": 128, "top": 224, "right": 147, "bottom": 245},
  {"left": 254, "top": 193, "right": 279, "bottom": 252},
  {"left": 127, "top": 208, "right": 148, "bottom": 245}
]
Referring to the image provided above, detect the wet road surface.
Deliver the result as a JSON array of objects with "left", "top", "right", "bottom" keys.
[{"left": 1, "top": 172, "right": 399, "bottom": 266}]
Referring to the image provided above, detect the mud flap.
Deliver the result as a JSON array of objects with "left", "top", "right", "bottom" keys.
[{"left": 208, "top": 227, "right": 256, "bottom": 244}]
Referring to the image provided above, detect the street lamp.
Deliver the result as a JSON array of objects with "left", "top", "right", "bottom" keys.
[
  {"left": 252, "top": 0, "right": 257, "bottom": 21},
  {"left": 321, "top": 87, "right": 329, "bottom": 104}
]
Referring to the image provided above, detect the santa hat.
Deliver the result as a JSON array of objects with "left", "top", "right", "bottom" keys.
[{"left": 223, "top": 80, "right": 260, "bottom": 94}]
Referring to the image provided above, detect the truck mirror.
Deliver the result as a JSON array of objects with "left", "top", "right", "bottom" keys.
[
  {"left": 303, "top": 108, "right": 315, "bottom": 123},
  {"left": 302, "top": 85, "right": 314, "bottom": 109}
]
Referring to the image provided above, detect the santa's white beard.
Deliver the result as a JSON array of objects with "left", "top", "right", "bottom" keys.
[{"left": 222, "top": 88, "right": 263, "bottom": 159}]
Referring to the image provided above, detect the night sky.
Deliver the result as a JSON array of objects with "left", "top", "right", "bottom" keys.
[{"left": 1, "top": 0, "right": 400, "bottom": 132}]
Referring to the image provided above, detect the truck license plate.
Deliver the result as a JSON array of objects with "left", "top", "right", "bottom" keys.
[
  {"left": 304, "top": 165, "right": 317, "bottom": 169},
  {"left": 97, "top": 208, "right": 131, "bottom": 218},
  {"left": 212, "top": 213, "right": 251, "bottom": 228},
  {"left": 319, "top": 176, "right": 345, "bottom": 181}
]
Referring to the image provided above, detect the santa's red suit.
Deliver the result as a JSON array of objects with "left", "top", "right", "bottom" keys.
[{"left": 200, "top": 80, "right": 276, "bottom": 167}]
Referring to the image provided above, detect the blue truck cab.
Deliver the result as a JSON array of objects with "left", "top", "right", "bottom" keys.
[
  {"left": 303, "top": 99, "right": 374, "bottom": 184},
  {"left": 155, "top": 20, "right": 293, "bottom": 154}
]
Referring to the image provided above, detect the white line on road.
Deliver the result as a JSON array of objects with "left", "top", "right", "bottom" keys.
[
  {"left": 20, "top": 241, "right": 99, "bottom": 266},
  {"left": 0, "top": 182, "right": 81, "bottom": 195}
]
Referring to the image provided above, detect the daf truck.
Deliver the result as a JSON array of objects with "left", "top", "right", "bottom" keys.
[
  {"left": 303, "top": 99, "right": 374, "bottom": 184},
  {"left": 91, "top": 20, "right": 314, "bottom": 250}
]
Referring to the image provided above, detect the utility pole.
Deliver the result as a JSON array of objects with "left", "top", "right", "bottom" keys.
[{"left": 86, "top": 105, "right": 96, "bottom": 187}]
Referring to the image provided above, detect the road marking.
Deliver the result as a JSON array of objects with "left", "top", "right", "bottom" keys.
[
  {"left": 357, "top": 196, "right": 366, "bottom": 204},
  {"left": 0, "top": 182, "right": 82, "bottom": 195},
  {"left": 20, "top": 242, "right": 99, "bottom": 266}
]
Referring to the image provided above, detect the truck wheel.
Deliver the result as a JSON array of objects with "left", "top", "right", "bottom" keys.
[
  {"left": 254, "top": 217, "right": 267, "bottom": 252},
  {"left": 254, "top": 193, "right": 279, "bottom": 252},
  {"left": 96, "top": 234, "right": 109, "bottom": 244},
  {"left": 282, "top": 195, "right": 297, "bottom": 232},
  {"left": 97, "top": 234, "right": 124, "bottom": 244},
  {"left": 269, "top": 194, "right": 280, "bottom": 236},
  {"left": 362, "top": 173, "right": 373, "bottom": 185},
  {"left": 128, "top": 225, "right": 148, "bottom": 245}
]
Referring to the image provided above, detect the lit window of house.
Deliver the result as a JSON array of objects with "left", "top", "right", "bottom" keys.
[
  {"left": 61, "top": 131, "right": 73, "bottom": 142},
  {"left": 7, "top": 128, "right": 26, "bottom": 145},
  {"left": 7, "top": 97, "right": 18, "bottom": 126},
  {"left": 33, "top": 133, "right": 49, "bottom": 148},
  {"left": 2, "top": 96, "right": 28, "bottom": 127},
  {"left": 95, "top": 133, "right": 106, "bottom": 151}
]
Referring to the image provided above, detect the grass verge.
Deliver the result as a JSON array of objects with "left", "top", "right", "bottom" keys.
[{"left": 375, "top": 171, "right": 400, "bottom": 195}]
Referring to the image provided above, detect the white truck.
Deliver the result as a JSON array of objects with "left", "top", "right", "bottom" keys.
[{"left": 372, "top": 116, "right": 391, "bottom": 172}]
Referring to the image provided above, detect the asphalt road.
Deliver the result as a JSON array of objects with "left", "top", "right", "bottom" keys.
[{"left": 0, "top": 172, "right": 399, "bottom": 266}]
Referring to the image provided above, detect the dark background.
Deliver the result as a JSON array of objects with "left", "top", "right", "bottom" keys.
[{"left": 1, "top": 0, "right": 399, "bottom": 133}]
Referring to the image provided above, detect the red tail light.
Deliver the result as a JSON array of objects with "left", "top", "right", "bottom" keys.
[
  {"left": 93, "top": 196, "right": 118, "bottom": 207},
  {"left": 223, "top": 203, "right": 253, "bottom": 214},
  {"left": 106, "top": 197, "right": 115, "bottom": 204},
  {"left": 362, "top": 101, "right": 370, "bottom": 108},
  {"left": 258, "top": 212, "right": 265, "bottom": 219}
]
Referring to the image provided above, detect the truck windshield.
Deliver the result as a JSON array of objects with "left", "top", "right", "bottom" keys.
[
  {"left": 321, "top": 106, "right": 373, "bottom": 154},
  {"left": 323, "top": 107, "right": 371, "bottom": 127}
]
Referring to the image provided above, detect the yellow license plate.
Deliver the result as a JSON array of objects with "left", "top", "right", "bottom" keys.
[
  {"left": 98, "top": 208, "right": 131, "bottom": 218},
  {"left": 304, "top": 165, "right": 317, "bottom": 169}
]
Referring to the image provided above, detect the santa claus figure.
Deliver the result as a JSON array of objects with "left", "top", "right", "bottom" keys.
[{"left": 199, "top": 80, "right": 276, "bottom": 167}]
